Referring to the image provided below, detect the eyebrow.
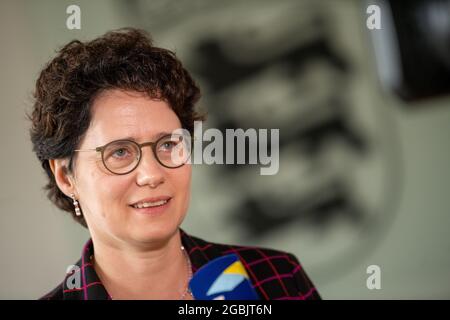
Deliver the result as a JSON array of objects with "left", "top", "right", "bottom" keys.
[
  {"left": 77, "top": 131, "right": 176, "bottom": 151},
  {"left": 119, "top": 131, "right": 173, "bottom": 143}
]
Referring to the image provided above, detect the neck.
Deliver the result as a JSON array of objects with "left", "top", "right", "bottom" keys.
[{"left": 90, "top": 230, "right": 192, "bottom": 300}]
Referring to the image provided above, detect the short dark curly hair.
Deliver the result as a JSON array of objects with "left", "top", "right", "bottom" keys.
[{"left": 29, "top": 28, "right": 203, "bottom": 228}]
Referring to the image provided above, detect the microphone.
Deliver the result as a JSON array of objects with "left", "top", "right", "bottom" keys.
[{"left": 188, "top": 254, "right": 260, "bottom": 300}]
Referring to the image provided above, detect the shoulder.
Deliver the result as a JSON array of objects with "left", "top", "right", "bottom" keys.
[
  {"left": 38, "top": 258, "right": 84, "bottom": 300},
  {"left": 39, "top": 283, "right": 64, "bottom": 300},
  {"left": 185, "top": 232, "right": 321, "bottom": 300},
  {"left": 215, "top": 241, "right": 321, "bottom": 300}
]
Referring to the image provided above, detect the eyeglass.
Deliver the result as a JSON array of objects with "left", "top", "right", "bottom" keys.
[{"left": 73, "top": 133, "right": 191, "bottom": 175}]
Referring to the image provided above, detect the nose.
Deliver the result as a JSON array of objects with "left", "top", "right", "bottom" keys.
[{"left": 135, "top": 147, "right": 165, "bottom": 188}]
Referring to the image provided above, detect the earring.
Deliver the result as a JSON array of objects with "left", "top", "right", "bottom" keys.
[{"left": 70, "top": 193, "right": 81, "bottom": 216}]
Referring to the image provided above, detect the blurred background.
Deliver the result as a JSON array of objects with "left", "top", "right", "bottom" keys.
[{"left": 0, "top": 0, "right": 449, "bottom": 299}]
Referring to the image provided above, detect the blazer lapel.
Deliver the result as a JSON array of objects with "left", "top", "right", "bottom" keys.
[{"left": 180, "top": 228, "right": 223, "bottom": 273}]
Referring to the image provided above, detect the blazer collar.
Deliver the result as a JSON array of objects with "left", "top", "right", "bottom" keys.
[{"left": 62, "top": 228, "right": 220, "bottom": 300}]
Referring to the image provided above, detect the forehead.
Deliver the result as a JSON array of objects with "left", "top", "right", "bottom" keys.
[{"left": 85, "top": 90, "right": 181, "bottom": 144}]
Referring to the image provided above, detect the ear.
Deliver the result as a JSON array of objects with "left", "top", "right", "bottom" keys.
[{"left": 49, "top": 158, "right": 77, "bottom": 197}]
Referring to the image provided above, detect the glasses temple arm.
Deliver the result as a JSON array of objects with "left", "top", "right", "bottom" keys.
[{"left": 73, "top": 148, "right": 98, "bottom": 152}]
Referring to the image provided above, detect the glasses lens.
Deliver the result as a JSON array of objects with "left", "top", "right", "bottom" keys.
[
  {"left": 103, "top": 140, "right": 140, "bottom": 174},
  {"left": 156, "top": 134, "right": 191, "bottom": 168}
]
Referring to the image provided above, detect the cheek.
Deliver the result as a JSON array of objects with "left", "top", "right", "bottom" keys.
[
  {"left": 97, "top": 178, "right": 130, "bottom": 203},
  {"left": 171, "top": 165, "right": 192, "bottom": 204},
  {"left": 76, "top": 163, "right": 131, "bottom": 214}
]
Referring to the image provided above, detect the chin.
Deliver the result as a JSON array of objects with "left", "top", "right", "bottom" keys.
[{"left": 128, "top": 222, "right": 181, "bottom": 245}]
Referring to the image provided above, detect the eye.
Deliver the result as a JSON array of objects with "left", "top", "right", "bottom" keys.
[
  {"left": 104, "top": 143, "right": 135, "bottom": 161},
  {"left": 159, "top": 140, "right": 178, "bottom": 152},
  {"left": 113, "top": 148, "right": 130, "bottom": 158}
]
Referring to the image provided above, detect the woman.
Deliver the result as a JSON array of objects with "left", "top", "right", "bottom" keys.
[{"left": 30, "top": 28, "right": 320, "bottom": 300}]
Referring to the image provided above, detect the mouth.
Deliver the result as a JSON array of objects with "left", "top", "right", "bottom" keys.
[{"left": 129, "top": 196, "right": 172, "bottom": 214}]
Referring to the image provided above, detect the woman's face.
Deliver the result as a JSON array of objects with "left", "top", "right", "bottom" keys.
[{"left": 71, "top": 89, "right": 191, "bottom": 247}]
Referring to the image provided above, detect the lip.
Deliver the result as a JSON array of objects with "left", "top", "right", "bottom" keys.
[{"left": 129, "top": 196, "right": 172, "bottom": 215}]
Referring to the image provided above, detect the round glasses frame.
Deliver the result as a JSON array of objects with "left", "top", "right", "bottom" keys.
[{"left": 73, "top": 133, "right": 191, "bottom": 175}]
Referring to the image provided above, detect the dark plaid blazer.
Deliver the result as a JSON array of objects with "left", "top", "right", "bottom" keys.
[{"left": 40, "top": 229, "right": 320, "bottom": 300}]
